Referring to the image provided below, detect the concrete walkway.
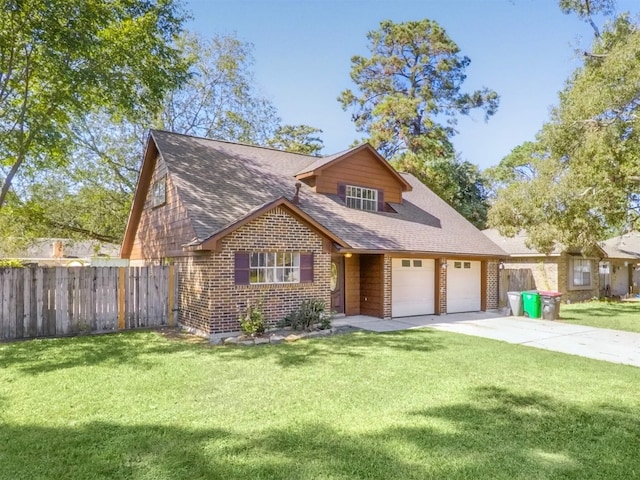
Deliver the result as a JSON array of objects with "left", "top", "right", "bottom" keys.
[{"left": 333, "top": 311, "right": 640, "bottom": 368}]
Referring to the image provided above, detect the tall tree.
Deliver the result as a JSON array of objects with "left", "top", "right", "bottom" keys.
[
  {"left": 393, "top": 152, "right": 489, "bottom": 229},
  {"left": 267, "top": 125, "right": 324, "bottom": 155},
  {"left": 488, "top": 10, "right": 640, "bottom": 253},
  {"left": 157, "top": 33, "right": 281, "bottom": 144},
  {"left": 0, "top": 0, "right": 188, "bottom": 211},
  {"left": 559, "top": 0, "right": 615, "bottom": 36},
  {"left": 339, "top": 19, "right": 499, "bottom": 159},
  {"left": 20, "top": 32, "right": 324, "bottom": 243},
  {"left": 339, "top": 19, "right": 498, "bottom": 227}
]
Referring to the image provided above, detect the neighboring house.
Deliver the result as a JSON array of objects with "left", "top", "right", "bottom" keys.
[
  {"left": 121, "top": 130, "right": 506, "bottom": 335},
  {"left": 1, "top": 238, "right": 121, "bottom": 267},
  {"left": 482, "top": 229, "right": 601, "bottom": 303},
  {"left": 600, "top": 232, "right": 640, "bottom": 296}
]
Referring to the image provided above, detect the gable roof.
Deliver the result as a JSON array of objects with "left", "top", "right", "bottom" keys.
[
  {"left": 482, "top": 229, "right": 564, "bottom": 256},
  {"left": 601, "top": 232, "right": 640, "bottom": 259},
  {"left": 124, "top": 130, "right": 506, "bottom": 258},
  {"left": 482, "top": 229, "right": 611, "bottom": 258},
  {"left": 294, "top": 143, "right": 413, "bottom": 192}
]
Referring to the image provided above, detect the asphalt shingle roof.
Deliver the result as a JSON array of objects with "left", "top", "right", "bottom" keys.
[
  {"left": 151, "top": 130, "right": 506, "bottom": 257},
  {"left": 601, "top": 232, "right": 640, "bottom": 259},
  {"left": 482, "top": 229, "right": 563, "bottom": 256}
]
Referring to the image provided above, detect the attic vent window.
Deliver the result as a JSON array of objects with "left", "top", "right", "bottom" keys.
[
  {"left": 346, "top": 185, "right": 377, "bottom": 211},
  {"left": 152, "top": 177, "right": 166, "bottom": 207}
]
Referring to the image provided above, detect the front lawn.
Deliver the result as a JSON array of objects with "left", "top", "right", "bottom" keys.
[
  {"left": 560, "top": 300, "right": 640, "bottom": 333},
  {"left": 1, "top": 329, "right": 639, "bottom": 479}
]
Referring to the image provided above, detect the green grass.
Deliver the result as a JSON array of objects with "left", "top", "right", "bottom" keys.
[
  {"left": 1, "top": 329, "right": 640, "bottom": 479},
  {"left": 560, "top": 300, "right": 640, "bottom": 333}
]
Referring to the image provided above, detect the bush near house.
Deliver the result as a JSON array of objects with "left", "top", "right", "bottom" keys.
[{"left": 280, "top": 298, "right": 332, "bottom": 331}]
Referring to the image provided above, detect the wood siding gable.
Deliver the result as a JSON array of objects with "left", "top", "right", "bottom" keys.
[
  {"left": 122, "top": 135, "right": 197, "bottom": 260},
  {"left": 296, "top": 144, "right": 411, "bottom": 204}
]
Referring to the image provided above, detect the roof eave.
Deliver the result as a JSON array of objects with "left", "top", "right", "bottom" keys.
[
  {"left": 296, "top": 143, "right": 413, "bottom": 192},
  {"left": 120, "top": 133, "right": 158, "bottom": 259}
]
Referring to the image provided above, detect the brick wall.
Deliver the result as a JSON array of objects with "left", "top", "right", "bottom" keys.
[
  {"left": 486, "top": 259, "right": 499, "bottom": 309},
  {"left": 176, "top": 207, "right": 330, "bottom": 334},
  {"left": 383, "top": 255, "right": 392, "bottom": 319},
  {"left": 438, "top": 258, "right": 447, "bottom": 314},
  {"left": 560, "top": 255, "right": 600, "bottom": 303},
  {"left": 503, "top": 257, "right": 559, "bottom": 292},
  {"left": 504, "top": 255, "right": 599, "bottom": 303}
]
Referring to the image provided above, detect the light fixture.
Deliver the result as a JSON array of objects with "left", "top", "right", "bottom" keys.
[
  {"left": 441, "top": 260, "right": 447, "bottom": 269},
  {"left": 344, "top": 252, "right": 352, "bottom": 258},
  {"left": 499, "top": 261, "right": 505, "bottom": 270}
]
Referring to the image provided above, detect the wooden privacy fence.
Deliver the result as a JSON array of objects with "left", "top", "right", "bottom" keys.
[
  {"left": 0, "top": 266, "right": 176, "bottom": 341},
  {"left": 498, "top": 268, "right": 536, "bottom": 307}
]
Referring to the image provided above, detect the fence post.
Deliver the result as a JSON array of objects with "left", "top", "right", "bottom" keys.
[
  {"left": 168, "top": 265, "right": 175, "bottom": 327},
  {"left": 118, "top": 267, "right": 126, "bottom": 329},
  {"left": 167, "top": 265, "right": 175, "bottom": 327}
]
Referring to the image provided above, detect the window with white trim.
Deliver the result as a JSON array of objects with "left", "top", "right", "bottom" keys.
[
  {"left": 250, "top": 252, "right": 300, "bottom": 284},
  {"left": 571, "top": 258, "right": 592, "bottom": 288},
  {"left": 346, "top": 185, "right": 377, "bottom": 211}
]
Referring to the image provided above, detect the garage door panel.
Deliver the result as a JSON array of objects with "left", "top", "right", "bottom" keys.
[
  {"left": 447, "top": 260, "right": 481, "bottom": 313},
  {"left": 392, "top": 258, "right": 435, "bottom": 317}
]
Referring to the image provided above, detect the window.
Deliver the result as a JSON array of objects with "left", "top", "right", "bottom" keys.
[
  {"left": 463, "top": 262, "right": 471, "bottom": 269},
  {"left": 249, "top": 252, "right": 300, "bottom": 284},
  {"left": 571, "top": 258, "right": 592, "bottom": 288},
  {"left": 152, "top": 177, "right": 166, "bottom": 207},
  {"left": 413, "top": 260, "right": 422, "bottom": 267},
  {"left": 346, "top": 185, "right": 378, "bottom": 211},
  {"left": 454, "top": 261, "right": 462, "bottom": 269},
  {"left": 401, "top": 259, "right": 411, "bottom": 267}
]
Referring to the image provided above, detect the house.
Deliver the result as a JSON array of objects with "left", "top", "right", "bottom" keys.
[
  {"left": 600, "top": 232, "right": 640, "bottom": 296},
  {"left": 121, "top": 130, "right": 507, "bottom": 335},
  {"left": 482, "top": 229, "right": 601, "bottom": 303},
  {"left": 1, "top": 238, "right": 121, "bottom": 267}
]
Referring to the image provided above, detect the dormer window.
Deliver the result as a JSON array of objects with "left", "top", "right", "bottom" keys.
[{"left": 346, "top": 185, "right": 378, "bottom": 211}]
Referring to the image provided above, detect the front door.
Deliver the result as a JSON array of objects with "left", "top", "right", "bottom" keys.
[{"left": 330, "top": 254, "right": 345, "bottom": 314}]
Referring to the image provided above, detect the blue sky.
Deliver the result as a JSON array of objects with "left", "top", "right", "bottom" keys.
[{"left": 185, "top": 0, "right": 637, "bottom": 169}]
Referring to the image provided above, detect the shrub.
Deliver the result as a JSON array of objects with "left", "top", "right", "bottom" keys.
[
  {"left": 0, "top": 259, "right": 24, "bottom": 268},
  {"left": 238, "top": 303, "right": 265, "bottom": 336},
  {"left": 281, "top": 299, "right": 333, "bottom": 331}
]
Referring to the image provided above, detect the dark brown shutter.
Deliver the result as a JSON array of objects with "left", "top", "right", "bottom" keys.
[
  {"left": 377, "top": 189, "right": 385, "bottom": 212},
  {"left": 300, "top": 253, "right": 314, "bottom": 283},
  {"left": 337, "top": 183, "right": 346, "bottom": 202},
  {"left": 234, "top": 252, "right": 250, "bottom": 285}
]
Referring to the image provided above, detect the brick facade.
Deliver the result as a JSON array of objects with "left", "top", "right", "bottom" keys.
[
  {"left": 437, "top": 258, "right": 447, "bottom": 314},
  {"left": 383, "top": 255, "right": 392, "bottom": 319},
  {"left": 504, "top": 255, "right": 599, "bottom": 303},
  {"left": 486, "top": 260, "right": 499, "bottom": 309},
  {"left": 176, "top": 207, "right": 331, "bottom": 334}
]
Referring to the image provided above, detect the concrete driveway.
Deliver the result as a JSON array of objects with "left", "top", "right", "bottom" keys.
[{"left": 334, "top": 311, "right": 640, "bottom": 368}]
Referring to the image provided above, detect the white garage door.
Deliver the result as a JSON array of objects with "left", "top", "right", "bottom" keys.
[
  {"left": 447, "top": 260, "right": 481, "bottom": 313},
  {"left": 392, "top": 258, "right": 435, "bottom": 317}
]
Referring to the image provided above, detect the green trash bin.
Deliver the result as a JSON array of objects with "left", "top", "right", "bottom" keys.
[{"left": 522, "top": 291, "right": 541, "bottom": 319}]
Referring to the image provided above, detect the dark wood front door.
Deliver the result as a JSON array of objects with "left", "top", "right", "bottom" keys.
[{"left": 330, "top": 254, "right": 345, "bottom": 314}]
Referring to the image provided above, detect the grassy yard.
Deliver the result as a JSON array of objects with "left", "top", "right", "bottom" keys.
[
  {"left": 560, "top": 300, "right": 640, "bottom": 333},
  {"left": 1, "top": 329, "right": 639, "bottom": 479}
]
